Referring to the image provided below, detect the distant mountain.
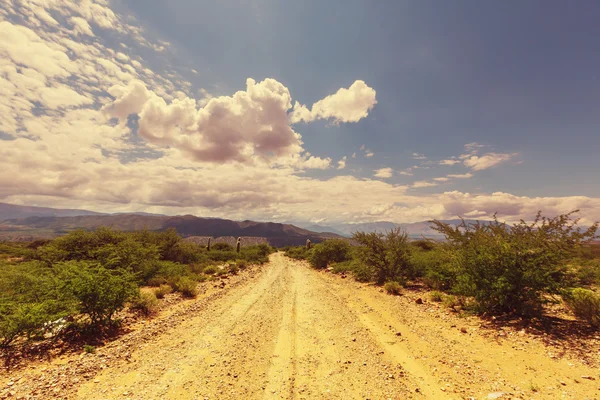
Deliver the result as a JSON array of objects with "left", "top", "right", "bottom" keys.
[
  {"left": 0, "top": 213, "right": 341, "bottom": 246},
  {"left": 289, "top": 222, "right": 347, "bottom": 237},
  {"left": 322, "top": 219, "right": 494, "bottom": 238},
  {"left": 0, "top": 202, "right": 104, "bottom": 220}
]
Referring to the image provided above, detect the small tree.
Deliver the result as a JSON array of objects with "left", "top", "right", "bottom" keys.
[
  {"left": 352, "top": 228, "right": 412, "bottom": 285},
  {"left": 431, "top": 211, "right": 598, "bottom": 314},
  {"left": 309, "top": 239, "right": 351, "bottom": 269},
  {"left": 59, "top": 262, "right": 139, "bottom": 327}
]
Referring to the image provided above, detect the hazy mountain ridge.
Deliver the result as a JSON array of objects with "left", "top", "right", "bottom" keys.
[
  {"left": 1, "top": 202, "right": 492, "bottom": 243},
  {"left": 0, "top": 202, "right": 104, "bottom": 220},
  {"left": 0, "top": 203, "right": 342, "bottom": 246}
]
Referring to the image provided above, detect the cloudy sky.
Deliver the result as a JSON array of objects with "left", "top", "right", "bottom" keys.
[{"left": 1, "top": 0, "right": 599, "bottom": 225}]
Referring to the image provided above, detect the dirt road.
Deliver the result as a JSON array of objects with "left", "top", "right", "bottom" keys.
[{"left": 3, "top": 253, "right": 600, "bottom": 399}]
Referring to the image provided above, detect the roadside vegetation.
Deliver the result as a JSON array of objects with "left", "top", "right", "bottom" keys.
[
  {"left": 285, "top": 211, "right": 600, "bottom": 326},
  {"left": 0, "top": 228, "right": 274, "bottom": 348}
]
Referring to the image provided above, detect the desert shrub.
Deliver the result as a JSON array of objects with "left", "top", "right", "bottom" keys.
[
  {"left": 442, "top": 294, "right": 462, "bottom": 309},
  {"left": 240, "top": 244, "right": 273, "bottom": 264},
  {"left": 309, "top": 239, "right": 351, "bottom": 269},
  {"left": 431, "top": 211, "right": 599, "bottom": 314},
  {"left": 152, "top": 261, "right": 191, "bottom": 284},
  {"left": 235, "top": 260, "right": 247, "bottom": 269},
  {"left": 285, "top": 246, "right": 311, "bottom": 260},
  {"left": 0, "top": 261, "right": 75, "bottom": 346},
  {"left": 384, "top": 281, "right": 403, "bottom": 295},
  {"left": 212, "top": 242, "right": 233, "bottom": 251},
  {"left": 430, "top": 291, "right": 443, "bottom": 302},
  {"left": 59, "top": 262, "right": 139, "bottom": 327},
  {"left": 164, "top": 241, "right": 205, "bottom": 264},
  {"left": 564, "top": 288, "right": 600, "bottom": 327},
  {"left": 331, "top": 260, "right": 357, "bottom": 274},
  {"left": 352, "top": 228, "right": 412, "bottom": 285},
  {"left": 411, "top": 246, "right": 457, "bottom": 290},
  {"left": 352, "top": 262, "right": 375, "bottom": 282},
  {"left": 206, "top": 250, "right": 238, "bottom": 263},
  {"left": 173, "top": 277, "right": 198, "bottom": 298},
  {"left": 83, "top": 344, "right": 96, "bottom": 354},
  {"left": 130, "top": 291, "right": 159, "bottom": 316},
  {"left": 410, "top": 239, "right": 437, "bottom": 251},
  {"left": 228, "top": 263, "right": 239, "bottom": 275},
  {"left": 573, "top": 259, "right": 600, "bottom": 286},
  {"left": 0, "top": 301, "right": 68, "bottom": 347},
  {"left": 153, "top": 284, "right": 172, "bottom": 299},
  {"left": 203, "top": 265, "right": 218, "bottom": 275}
]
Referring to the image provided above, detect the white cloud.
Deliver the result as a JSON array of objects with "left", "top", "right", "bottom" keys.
[
  {"left": 462, "top": 152, "right": 518, "bottom": 171},
  {"left": 374, "top": 167, "right": 393, "bottom": 178},
  {"left": 70, "top": 17, "right": 94, "bottom": 36},
  {"left": 412, "top": 181, "right": 438, "bottom": 188},
  {"left": 337, "top": 156, "right": 347, "bottom": 170},
  {"left": 105, "top": 78, "right": 339, "bottom": 166},
  {"left": 398, "top": 168, "right": 414, "bottom": 176},
  {"left": 440, "top": 159, "right": 460, "bottom": 166},
  {"left": 365, "top": 150, "right": 374, "bottom": 158},
  {"left": 351, "top": 152, "right": 356, "bottom": 159},
  {"left": 412, "top": 153, "right": 427, "bottom": 160},
  {"left": 290, "top": 80, "right": 377, "bottom": 124},
  {"left": 433, "top": 177, "right": 449, "bottom": 182},
  {"left": 447, "top": 173, "right": 473, "bottom": 179}
]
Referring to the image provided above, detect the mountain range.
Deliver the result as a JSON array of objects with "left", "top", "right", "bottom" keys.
[
  {"left": 0, "top": 203, "right": 339, "bottom": 246},
  {"left": 0, "top": 202, "right": 481, "bottom": 244}
]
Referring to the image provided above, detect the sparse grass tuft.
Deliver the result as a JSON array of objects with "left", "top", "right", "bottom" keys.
[
  {"left": 153, "top": 284, "right": 172, "bottom": 299},
  {"left": 430, "top": 291, "right": 443, "bottom": 302},
  {"left": 384, "top": 281, "right": 403, "bottom": 296}
]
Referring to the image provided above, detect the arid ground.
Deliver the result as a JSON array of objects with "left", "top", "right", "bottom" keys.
[{"left": 2, "top": 253, "right": 600, "bottom": 399}]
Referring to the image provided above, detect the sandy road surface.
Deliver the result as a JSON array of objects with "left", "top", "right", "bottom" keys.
[{"left": 3, "top": 253, "right": 600, "bottom": 399}]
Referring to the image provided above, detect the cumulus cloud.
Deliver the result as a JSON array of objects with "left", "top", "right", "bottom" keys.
[
  {"left": 412, "top": 153, "right": 427, "bottom": 160},
  {"left": 374, "top": 168, "right": 393, "bottom": 178},
  {"left": 365, "top": 150, "right": 374, "bottom": 158},
  {"left": 337, "top": 156, "right": 347, "bottom": 170},
  {"left": 105, "top": 78, "right": 316, "bottom": 164},
  {"left": 290, "top": 80, "right": 377, "bottom": 124}
]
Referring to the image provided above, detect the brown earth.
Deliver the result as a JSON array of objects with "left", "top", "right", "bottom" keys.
[{"left": 2, "top": 253, "right": 600, "bottom": 399}]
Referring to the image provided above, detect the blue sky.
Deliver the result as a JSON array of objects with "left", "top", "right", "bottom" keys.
[
  {"left": 114, "top": 0, "right": 600, "bottom": 194},
  {"left": 1, "top": 0, "right": 599, "bottom": 224}
]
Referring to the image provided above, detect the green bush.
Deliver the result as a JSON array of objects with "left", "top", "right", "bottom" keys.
[
  {"left": 384, "top": 281, "right": 403, "bottom": 295},
  {"left": 309, "top": 239, "right": 351, "bottom": 269},
  {"left": 285, "top": 246, "right": 311, "bottom": 260},
  {"left": 430, "top": 291, "right": 443, "bottom": 302},
  {"left": 203, "top": 265, "right": 218, "bottom": 275},
  {"left": 173, "top": 277, "right": 198, "bottom": 298},
  {"left": 352, "top": 228, "right": 412, "bottom": 285},
  {"left": 153, "top": 284, "right": 172, "bottom": 299},
  {"left": 228, "top": 263, "right": 239, "bottom": 275},
  {"left": 130, "top": 291, "right": 159, "bottom": 316},
  {"left": 212, "top": 242, "right": 233, "bottom": 251},
  {"left": 411, "top": 246, "right": 456, "bottom": 290},
  {"left": 83, "top": 344, "right": 96, "bottom": 354},
  {"left": 564, "top": 288, "right": 600, "bottom": 327},
  {"left": 59, "top": 262, "right": 139, "bottom": 326},
  {"left": 431, "top": 211, "right": 599, "bottom": 314}
]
